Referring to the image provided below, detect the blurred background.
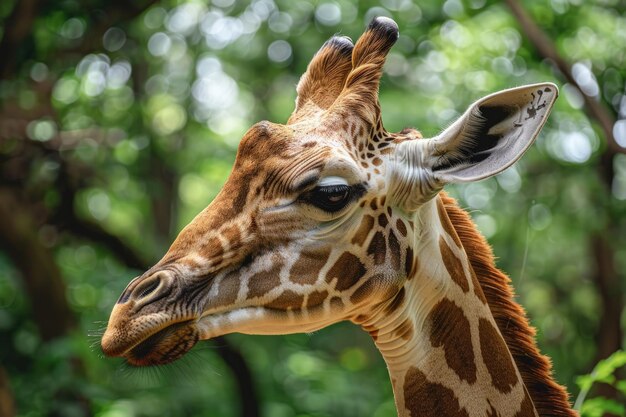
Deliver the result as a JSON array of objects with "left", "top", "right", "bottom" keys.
[{"left": 0, "top": 0, "right": 625, "bottom": 416}]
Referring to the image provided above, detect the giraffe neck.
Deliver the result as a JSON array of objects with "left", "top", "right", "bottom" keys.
[{"left": 354, "top": 199, "right": 537, "bottom": 417}]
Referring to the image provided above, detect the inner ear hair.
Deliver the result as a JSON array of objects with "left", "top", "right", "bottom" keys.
[{"left": 432, "top": 105, "right": 516, "bottom": 172}]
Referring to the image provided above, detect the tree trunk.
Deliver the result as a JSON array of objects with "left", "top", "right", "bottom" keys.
[
  {"left": 0, "top": 366, "right": 15, "bottom": 417},
  {"left": 0, "top": 188, "right": 76, "bottom": 340}
]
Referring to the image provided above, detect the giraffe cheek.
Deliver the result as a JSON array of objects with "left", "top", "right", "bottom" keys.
[{"left": 325, "top": 252, "right": 367, "bottom": 291}]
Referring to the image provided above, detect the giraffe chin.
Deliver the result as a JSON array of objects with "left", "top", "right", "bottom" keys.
[{"left": 124, "top": 321, "right": 199, "bottom": 366}]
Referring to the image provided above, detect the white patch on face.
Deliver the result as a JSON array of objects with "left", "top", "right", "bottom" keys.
[{"left": 318, "top": 176, "right": 349, "bottom": 187}]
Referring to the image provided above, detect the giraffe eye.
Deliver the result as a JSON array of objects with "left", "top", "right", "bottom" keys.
[{"left": 304, "top": 185, "right": 353, "bottom": 212}]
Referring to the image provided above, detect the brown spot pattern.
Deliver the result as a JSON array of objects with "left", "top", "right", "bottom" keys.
[
  {"left": 396, "top": 219, "right": 407, "bottom": 237},
  {"left": 469, "top": 266, "right": 488, "bottom": 304},
  {"left": 289, "top": 248, "right": 330, "bottom": 284},
  {"left": 388, "top": 230, "right": 401, "bottom": 270},
  {"left": 378, "top": 213, "right": 389, "bottom": 228},
  {"left": 266, "top": 290, "right": 304, "bottom": 310},
  {"left": 211, "top": 276, "right": 240, "bottom": 308},
  {"left": 367, "top": 231, "right": 386, "bottom": 265},
  {"left": 437, "top": 197, "right": 462, "bottom": 247},
  {"left": 479, "top": 318, "right": 519, "bottom": 393},
  {"left": 350, "top": 274, "right": 382, "bottom": 304},
  {"left": 439, "top": 236, "right": 469, "bottom": 292},
  {"left": 247, "top": 262, "right": 283, "bottom": 299},
  {"left": 405, "top": 247, "right": 415, "bottom": 279},
  {"left": 306, "top": 290, "right": 328, "bottom": 308},
  {"left": 326, "top": 252, "right": 366, "bottom": 291},
  {"left": 404, "top": 366, "right": 470, "bottom": 417},
  {"left": 515, "top": 387, "right": 537, "bottom": 417},
  {"left": 428, "top": 298, "right": 477, "bottom": 383},
  {"left": 351, "top": 215, "right": 375, "bottom": 246}
]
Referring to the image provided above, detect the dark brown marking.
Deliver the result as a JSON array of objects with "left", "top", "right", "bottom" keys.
[
  {"left": 289, "top": 248, "right": 331, "bottom": 284},
  {"left": 247, "top": 262, "right": 283, "bottom": 299},
  {"left": 396, "top": 219, "right": 407, "bottom": 237},
  {"left": 378, "top": 214, "right": 389, "bottom": 228},
  {"left": 212, "top": 276, "right": 240, "bottom": 308},
  {"left": 437, "top": 197, "right": 462, "bottom": 247},
  {"left": 386, "top": 206, "right": 392, "bottom": 216},
  {"left": 404, "top": 247, "right": 414, "bottom": 278},
  {"left": 380, "top": 196, "right": 386, "bottom": 206},
  {"left": 373, "top": 157, "right": 382, "bottom": 166},
  {"left": 404, "top": 366, "right": 470, "bottom": 417},
  {"left": 469, "top": 265, "right": 488, "bottom": 304},
  {"left": 388, "top": 230, "right": 401, "bottom": 270},
  {"left": 306, "top": 290, "right": 328, "bottom": 308},
  {"left": 326, "top": 252, "right": 366, "bottom": 291},
  {"left": 439, "top": 236, "right": 469, "bottom": 292},
  {"left": 515, "top": 387, "right": 537, "bottom": 417},
  {"left": 266, "top": 290, "right": 304, "bottom": 310},
  {"left": 350, "top": 274, "right": 383, "bottom": 304},
  {"left": 367, "top": 231, "right": 386, "bottom": 265},
  {"left": 384, "top": 287, "right": 405, "bottom": 314},
  {"left": 370, "top": 199, "right": 378, "bottom": 210},
  {"left": 428, "top": 298, "right": 477, "bottom": 384},
  {"left": 479, "top": 318, "right": 519, "bottom": 393},
  {"left": 351, "top": 215, "right": 375, "bottom": 246}
]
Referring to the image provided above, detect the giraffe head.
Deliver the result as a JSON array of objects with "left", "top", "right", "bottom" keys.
[{"left": 101, "top": 17, "right": 557, "bottom": 366}]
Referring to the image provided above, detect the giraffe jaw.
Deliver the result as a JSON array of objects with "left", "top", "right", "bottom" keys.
[{"left": 196, "top": 306, "right": 343, "bottom": 340}]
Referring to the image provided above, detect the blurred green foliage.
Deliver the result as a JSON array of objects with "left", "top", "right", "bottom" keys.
[
  {"left": 0, "top": 0, "right": 625, "bottom": 416},
  {"left": 576, "top": 350, "right": 626, "bottom": 417}
]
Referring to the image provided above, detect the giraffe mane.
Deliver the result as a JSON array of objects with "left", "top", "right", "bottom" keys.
[{"left": 439, "top": 192, "right": 576, "bottom": 417}]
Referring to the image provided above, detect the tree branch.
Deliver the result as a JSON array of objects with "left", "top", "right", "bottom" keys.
[
  {"left": 0, "top": 366, "right": 15, "bottom": 417},
  {"left": 503, "top": 0, "right": 624, "bottom": 156}
]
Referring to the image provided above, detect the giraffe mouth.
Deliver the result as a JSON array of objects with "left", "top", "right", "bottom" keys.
[{"left": 124, "top": 320, "right": 199, "bottom": 366}]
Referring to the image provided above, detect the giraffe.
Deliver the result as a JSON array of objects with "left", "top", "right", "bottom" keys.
[{"left": 102, "top": 17, "right": 576, "bottom": 417}]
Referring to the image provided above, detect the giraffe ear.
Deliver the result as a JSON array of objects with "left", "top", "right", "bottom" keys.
[
  {"left": 425, "top": 83, "right": 558, "bottom": 183},
  {"left": 390, "top": 83, "right": 557, "bottom": 209}
]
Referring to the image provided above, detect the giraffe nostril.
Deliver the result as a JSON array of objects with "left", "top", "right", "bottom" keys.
[
  {"left": 131, "top": 273, "right": 166, "bottom": 302},
  {"left": 137, "top": 279, "right": 160, "bottom": 299}
]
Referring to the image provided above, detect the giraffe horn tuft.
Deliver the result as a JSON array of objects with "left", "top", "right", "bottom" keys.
[{"left": 330, "top": 17, "right": 399, "bottom": 126}]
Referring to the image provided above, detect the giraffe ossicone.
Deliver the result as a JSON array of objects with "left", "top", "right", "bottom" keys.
[{"left": 102, "top": 17, "right": 576, "bottom": 417}]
